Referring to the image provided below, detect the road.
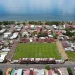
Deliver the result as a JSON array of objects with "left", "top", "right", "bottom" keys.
[
  {"left": 0, "top": 63, "right": 75, "bottom": 74},
  {"left": 0, "top": 64, "right": 75, "bottom": 68}
]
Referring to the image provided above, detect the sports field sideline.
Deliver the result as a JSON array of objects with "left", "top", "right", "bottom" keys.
[{"left": 13, "top": 43, "right": 61, "bottom": 59}]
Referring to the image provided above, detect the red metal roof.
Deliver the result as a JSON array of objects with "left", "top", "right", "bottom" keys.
[
  {"left": 71, "top": 25, "right": 75, "bottom": 29},
  {"left": 48, "top": 69, "right": 52, "bottom": 75}
]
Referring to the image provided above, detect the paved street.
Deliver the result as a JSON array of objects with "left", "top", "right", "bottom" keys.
[
  {"left": 0, "top": 64, "right": 75, "bottom": 68},
  {"left": 0, "top": 63, "right": 75, "bottom": 74}
]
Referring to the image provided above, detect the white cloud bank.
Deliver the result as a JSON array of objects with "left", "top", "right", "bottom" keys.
[{"left": 0, "top": 0, "right": 75, "bottom": 14}]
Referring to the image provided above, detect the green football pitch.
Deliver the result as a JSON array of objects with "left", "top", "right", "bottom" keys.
[{"left": 13, "top": 43, "right": 61, "bottom": 59}]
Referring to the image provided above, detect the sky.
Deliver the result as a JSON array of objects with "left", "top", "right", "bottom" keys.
[{"left": 0, "top": 0, "right": 75, "bottom": 15}]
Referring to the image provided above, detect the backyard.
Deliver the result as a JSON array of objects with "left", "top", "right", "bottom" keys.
[{"left": 66, "top": 52, "right": 75, "bottom": 61}]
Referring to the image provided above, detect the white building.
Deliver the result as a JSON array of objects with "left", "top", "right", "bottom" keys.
[
  {"left": 10, "top": 32, "right": 18, "bottom": 39},
  {"left": 3, "top": 32, "right": 12, "bottom": 39}
]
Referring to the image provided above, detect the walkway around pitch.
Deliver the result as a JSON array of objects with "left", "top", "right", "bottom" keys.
[{"left": 56, "top": 40, "right": 68, "bottom": 61}]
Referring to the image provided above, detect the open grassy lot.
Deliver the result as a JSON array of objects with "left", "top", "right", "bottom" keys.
[
  {"left": 13, "top": 43, "right": 60, "bottom": 59},
  {"left": 66, "top": 52, "right": 75, "bottom": 61}
]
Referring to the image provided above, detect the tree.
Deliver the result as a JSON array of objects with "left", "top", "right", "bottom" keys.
[
  {"left": 0, "top": 69, "right": 3, "bottom": 75},
  {"left": 45, "top": 65, "right": 51, "bottom": 70},
  {"left": 2, "top": 21, "right": 9, "bottom": 25},
  {"left": 23, "top": 35, "right": 27, "bottom": 38},
  {"left": 0, "top": 26, "right": 2, "bottom": 30},
  {"left": 28, "top": 21, "right": 38, "bottom": 25},
  {"left": 23, "top": 22, "right": 26, "bottom": 25},
  {"left": 53, "top": 34, "right": 58, "bottom": 39},
  {"left": 37, "top": 32, "right": 48, "bottom": 38},
  {"left": 37, "top": 21, "right": 43, "bottom": 25},
  {"left": 65, "top": 28, "right": 72, "bottom": 31},
  {"left": 0, "top": 22, "right": 2, "bottom": 25},
  {"left": 63, "top": 31, "right": 74, "bottom": 37},
  {"left": 63, "top": 28, "right": 75, "bottom": 37},
  {"left": 67, "top": 67, "right": 73, "bottom": 75},
  {"left": 17, "top": 23, "right": 20, "bottom": 25},
  {"left": 32, "top": 31, "right": 37, "bottom": 36},
  {"left": 45, "top": 21, "right": 61, "bottom": 25},
  {"left": 72, "top": 36, "right": 75, "bottom": 42},
  {"left": 8, "top": 21, "right": 15, "bottom": 24}
]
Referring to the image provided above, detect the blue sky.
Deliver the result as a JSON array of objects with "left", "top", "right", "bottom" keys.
[{"left": 0, "top": 0, "right": 75, "bottom": 15}]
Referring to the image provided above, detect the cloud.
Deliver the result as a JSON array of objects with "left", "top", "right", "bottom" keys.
[
  {"left": 57, "top": 0, "right": 75, "bottom": 15},
  {"left": 0, "top": 0, "right": 28, "bottom": 13},
  {"left": 0, "top": 0, "right": 53, "bottom": 13},
  {"left": 0, "top": 0, "right": 75, "bottom": 15}
]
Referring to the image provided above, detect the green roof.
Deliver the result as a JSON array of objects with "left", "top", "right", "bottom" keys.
[
  {"left": 10, "top": 69, "right": 15, "bottom": 75},
  {"left": 0, "top": 52, "right": 8, "bottom": 55}
]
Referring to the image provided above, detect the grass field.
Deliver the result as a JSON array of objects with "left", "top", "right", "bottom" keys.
[
  {"left": 13, "top": 43, "right": 60, "bottom": 59},
  {"left": 66, "top": 52, "right": 75, "bottom": 61}
]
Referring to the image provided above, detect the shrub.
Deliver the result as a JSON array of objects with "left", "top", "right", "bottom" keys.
[
  {"left": 53, "top": 34, "right": 58, "bottom": 39},
  {"left": 0, "top": 26, "right": 2, "bottom": 30},
  {"left": 37, "top": 32, "right": 48, "bottom": 38},
  {"left": 0, "top": 69, "right": 3, "bottom": 75},
  {"left": 45, "top": 65, "right": 51, "bottom": 70},
  {"left": 67, "top": 67, "right": 73, "bottom": 75}
]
